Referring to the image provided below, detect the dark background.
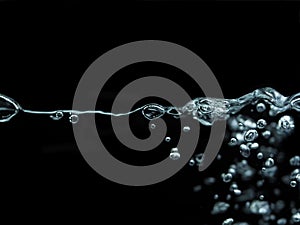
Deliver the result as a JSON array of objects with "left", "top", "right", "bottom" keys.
[{"left": 0, "top": 1, "right": 300, "bottom": 224}]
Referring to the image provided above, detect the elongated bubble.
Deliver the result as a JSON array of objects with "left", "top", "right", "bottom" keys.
[{"left": 0, "top": 94, "right": 21, "bottom": 122}]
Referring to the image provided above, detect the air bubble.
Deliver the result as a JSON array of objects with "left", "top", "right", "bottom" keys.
[
  {"left": 240, "top": 144, "right": 251, "bottom": 158},
  {"left": 189, "top": 158, "right": 195, "bottom": 166},
  {"left": 150, "top": 123, "right": 156, "bottom": 129},
  {"left": 256, "top": 103, "right": 266, "bottom": 112},
  {"left": 244, "top": 129, "right": 258, "bottom": 142},
  {"left": 290, "top": 180, "right": 297, "bottom": 188},
  {"left": 292, "top": 212, "right": 300, "bottom": 223},
  {"left": 262, "top": 130, "right": 271, "bottom": 139},
  {"left": 222, "top": 173, "right": 233, "bottom": 183},
  {"left": 257, "top": 119, "right": 267, "bottom": 129},
  {"left": 277, "top": 218, "right": 287, "bottom": 225},
  {"left": 265, "top": 158, "right": 274, "bottom": 167},
  {"left": 50, "top": 111, "right": 64, "bottom": 121},
  {"left": 250, "top": 142, "right": 259, "bottom": 150},
  {"left": 296, "top": 174, "right": 300, "bottom": 182},
  {"left": 169, "top": 147, "right": 180, "bottom": 160},
  {"left": 222, "top": 218, "right": 234, "bottom": 225},
  {"left": 183, "top": 126, "right": 190, "bottom": 132},
  {"left": 277, "top": 115, "right": 294, "bottom": 132},
  {"left": 69, "top": 114, "right": 79, "bottom": 124},
  {"left": 165, "top": 137, "right": 171, "bottom": 142},
  {"left": 290, "top": 155, "right": 300, "bottom": 166},
  {"left": 229, "top": 137, "right": 238, "bottom": 146},
  {"left": 142, "top": 103, "right": 165, "bottom": 120},
  {"left": 0, "top": 94, "right": 20, "bottom": 122},
  {"left": 257, "top": 152, "right": 264, "bottom": 159}
]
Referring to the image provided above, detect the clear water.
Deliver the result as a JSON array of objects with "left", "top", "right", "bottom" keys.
[{"left": 1, "top": 86, "right": 300, "bottom": 224}]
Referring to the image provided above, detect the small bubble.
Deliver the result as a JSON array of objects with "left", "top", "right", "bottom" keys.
[
  {"left": 233, "top": 189, "right": 242, "bottom": 195},
  {"left": 296, "top": 174, "right": 300, "bottom": 182},
  {"left": 257, "top": 152, "right": 264, "bottom": 159},
  {"left": 259, "top": 195, "right": 264, "bottom": 200},
  {"left": 262, "top": 130, "right": 271, "bottom": 139},
  {"left": 244, "top": 129, "right": 258, "bottom": 142},
  {"left": 150, "top": 123, "right": 156, "bottom": 129},
  {"left": 142, "top": 104, "right": 165, "bottom": 120},
  {"left": 222, "top": 173, "right": 233, "bottom": 183},
  {"left": 217, "top": 154, "right": 222, "bottom": 160},
  {"left": 257, "top": 119, "right": 267, "bottom": 129},
  {"left": 165, "top": 137, "right": 171, "bottom": 142},
  {"left": 214, "top": 194, "right": 219, "bottom": 200},
  {"left": 230, "top": 183, "right": 238, "bottom": 191},
  {"left": 290, "top": 155, "right": 300, "bottom": 166},
  {"left": 222, "top": 218, "right": 234, "bottom": 225},
  {"left": 195, "top": 153, "right": 204, "bottom": 165},
  {"left": 290, "top": 180, "right": 297, "bottom": 188},
  {"left": 69, "top": 114, "right": 79, "bottom": 124},
  {"left": 189, "top": 158, "right": 195, "bottom": 166},
  {"left": 292, "top": 212, "right": 300, "bottom": 223},
  {"left": 183, "top": 126, "right": 190, "bottom": 132},
  {"left": 256, "top": 103, "right": 266, "bottom": 112},
  {"left": 240, "top": 144, "right": 251, "bottom": 158},
  {"left": 265, "top": 158, "right": 274, "bottom": 167},
  {"left": 169, "top": 147, "right": 180, "bottom": 160},
  {"left": 193, "top": 185, "right": 202, "bottom": 192},
  {"left": 50, "top": 111, "right": 64, "bottom": 120},
  {"left": 250, "top": 142, "right": 259, "bottom": 150},
  {"left": 277, "top": 218, "right": 287, "bottom": 225},
  {"left": 277, "top": 115, "right": 295, "bottom": 132},
  {"left": 228, "top": 137, "right": 238, "bottom": 146}
]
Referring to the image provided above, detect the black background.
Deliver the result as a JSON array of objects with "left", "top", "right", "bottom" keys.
[{"left": 0, "top": 1, "right": 300, "bottom": 224}]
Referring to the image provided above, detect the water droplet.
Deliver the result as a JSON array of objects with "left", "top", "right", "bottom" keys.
[
  {"left": 240, "top": 144, "right": 251, "bottom": 158},
  {"left": 0, "top": 94, "right": 20, "bottom": 122},
  {"left": 290, "top": 155, "right": 300, "bottom": 166},
  {"left": 169, "top": 147, "right": 180, "bottom": 160},
  {"left": 222, "top": 173, "right": 233, "bottom": 183},
  {"left": 256, "top": 103, "right": 266, "bottom": 112},
  {"left": 244, "top": 129, "right": 258, "bottom": 142},
  {"left": 142, "top": 103, "right": 165, "bottom": 120},
  {"left": 50, "top": 111, "right": 64, "bottom": 121},
  {"left": 290, "top": 180, "right": 297, "bottom": 188},
  {"left": 257, "top": 152, "right": 264, "bottom": 159},
  {"left": 183, "top": 126, "right": 190, "bottom": 132},
  {"left": 165, "top": 136, "right": 171, "bottom": 142},
  {"left": 150, "top": 123, "right": 156, "bottom": 129},
  {"left": 257, "top": 119, "right": 267, "bottom": 129},
  {"left": 69, "top": 114, "right": 79, "bottom": 124},
  {"left": 222, "top": 218, "right": 234, "bottom": 225},
  {"left": 265, "top": 158, "right": 274, "bottom": 167}
]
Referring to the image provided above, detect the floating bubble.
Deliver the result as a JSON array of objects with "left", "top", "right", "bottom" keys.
[
  {"left": 69, "top": 114, "right": 79, "bottom": 124},
  {"left": 262, "top": 130, "right": 271, "bottom": 139},
  {"left": 195, "top": 153, "right": 204, "bottom": 165},
  {"left": 0, "top": 94, "right": 21, "bottom": 122},
  {"left": 222, "top": 173, "right": 233, "bottom": 183},
  {"left": 292, "top": 212, "right": 300, "bottom": 223},
  {"left": 290, "top": 180, "right": 297, "bottom": 188},
  {"left": 165, "top": 136, "right": 171, "bottom": 142},
  {"left": 259, "top": 195, "right": 264, "bottom": 200},
  {"left": 250, "top": 200, "right": 270, "bottom": 215},
  {"left": 290, "top": 155, "right": 300, "bottom": 166},
  {"left": 169, "top": 147, "right": 180, "bottom": 160},
  {"left": 277, "top": 115, "right": 295, "bottom": 132},
  {"left": 211, "top": 202, "right": 230, "bottom": 215},
  {"left": 296, "top": 174, "right": 300, "bottom": 182},
  {"left": 256, "top": 103, "right": 266, "bottom": 113},
  {"left": 150, "top": 123, "right": 156, "bottom": 129},
  {"left": 214, "top": 194, "right": 219, "bottom": 200},
  {"left": 257, "top": 152, "right": 264, "bottom": 159},
  {"left": 250, "top": 142, "right": 259, "bottom": 150},
  {"left": 222, "top": 218, "right": 234, "bottom": 225},
  {"left": 240, "top": 144, "right": 251, "bottom": 158},
  {"left": 257, "top": 119, "right": 267, "bottom": 129},
  {"left": 276, "top": 218, "right": 287, "bottom": 225},
  {"left": 244, "top": 129, "right": 258, "bottom": 142},
  {"left": 50, "top": 111, "right": 64, "bottom": 121},
  {"left": 189, "top": 158, "right": 195, "bottom": 166},
  {"left": 183, "top": 126, "right": 190, "bottom": 132},
  {"left": 233, "top": 189, "right": 242, "bottom": 195},
  {"left": 142, "top": 103, "right": 165, "bottom": 120},
  {"left": 265, "top": 158, "right": 275, "bottom": 167},
  {"left": 229, "top": 137, "right": 238, "bottom": 146}
]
